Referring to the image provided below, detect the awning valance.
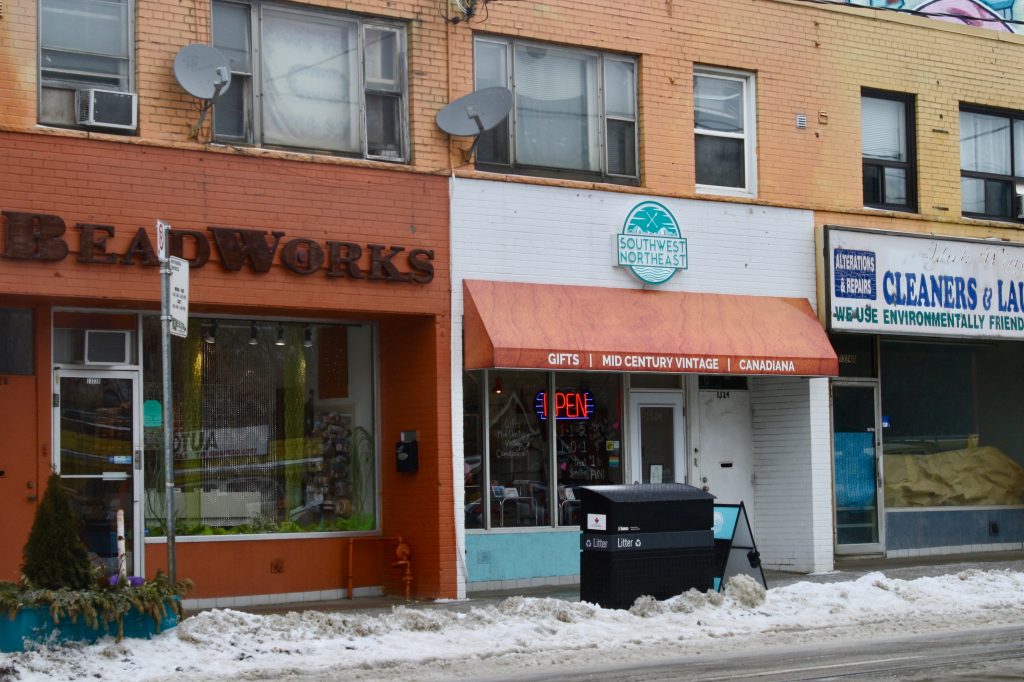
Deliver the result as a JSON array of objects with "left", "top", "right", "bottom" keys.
[{"left": 463, "top": 280, "right": 838, "bottom": 376}]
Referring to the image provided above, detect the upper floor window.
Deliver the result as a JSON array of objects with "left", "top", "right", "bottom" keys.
[
  {"left": 961, "top": 106, "right": 1024, "bottom": 221},
  {"left": 474, "top": 36, "right": 638, "bottom": 182},
  {"left": 212, "top": 1, "right": 408, "bottom": 161},
  {"left": 862, "top": 90, "right": 916, "bottom": 212},
  {"left": 39, "top": 0, "right": 134, "bottom": 129},
  {"left": 694, "top": 67, "right": 756, "bottom": 196}
]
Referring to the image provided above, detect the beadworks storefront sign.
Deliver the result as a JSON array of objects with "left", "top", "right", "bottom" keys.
[
  {"left": 827, "top": 226, "right": 1024, "bottom": 338},
  {"left": 1, "top": 211, "right": 434, "bottom": 283}
]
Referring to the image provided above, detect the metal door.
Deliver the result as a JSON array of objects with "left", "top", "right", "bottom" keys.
[{"left": 698, "top": 388, "right": 754, "bottom": 505}]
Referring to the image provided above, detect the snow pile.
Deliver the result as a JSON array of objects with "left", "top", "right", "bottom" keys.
[{"left": 3, "top": 569, "right": 1024, "bottom": 681}]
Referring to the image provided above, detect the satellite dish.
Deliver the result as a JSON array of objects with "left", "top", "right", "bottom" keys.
[
  {"left": 436, "top": 87, "right": 513, "bottom": 137},
  {"left": 174, "top": 44, "right": 232, "bottom": 100}
]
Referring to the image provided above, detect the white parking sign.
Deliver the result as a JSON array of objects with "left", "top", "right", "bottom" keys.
[{"left": 169, "top": 256, "right": 189, "bottom": 338}]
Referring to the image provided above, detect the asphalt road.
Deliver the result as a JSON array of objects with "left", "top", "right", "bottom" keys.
[{"left": 486, "top": 623, "right": 1024, "bottom": 682}]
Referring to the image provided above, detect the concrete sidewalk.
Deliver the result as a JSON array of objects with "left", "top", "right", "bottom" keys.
[{"left": 209, "top": 550, "right": 1024, "bottom": 618}]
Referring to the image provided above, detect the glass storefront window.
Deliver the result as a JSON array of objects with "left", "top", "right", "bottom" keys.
[
  {"left": 142, "top": 318, "right": 377, "bottom": 536},
  {"left": 463, "top": 370, "right": 623, "bottom": 529},
  {"left": 487, "top": 371, "right": 548, "bottom": 528},
  {"left": 881, "top": 340, "right": 1024, "bottom": 508}
]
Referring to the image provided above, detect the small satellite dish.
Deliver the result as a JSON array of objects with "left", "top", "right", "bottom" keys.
[
  {"left": 174, "top": 44, "right": 232, "bottom": 100},
  {"left": 436, "top": 87, "right": 513, "bottom": 137}
]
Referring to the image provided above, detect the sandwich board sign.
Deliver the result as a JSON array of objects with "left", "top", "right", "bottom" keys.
[{"left": 712, "top": 502, "right": 766, "bottom": 592}]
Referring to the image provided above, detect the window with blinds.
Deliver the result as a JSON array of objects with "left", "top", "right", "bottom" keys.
[
  {"left": 862, "top": 90, "right": 916, "bottom": 212},
  {"left": 960, "top": 106, "right": 1024, "bottom": 221},
  {"left": 38, "top": 0, "right": 133, "bottom": 128}
]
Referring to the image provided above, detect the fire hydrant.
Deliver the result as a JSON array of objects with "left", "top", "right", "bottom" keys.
[{"left": 392, "top": 536, "right": 413, "bottom": 600}]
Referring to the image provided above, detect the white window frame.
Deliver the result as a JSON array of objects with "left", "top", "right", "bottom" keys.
[
  {"left": 473, "top": 35, "right": 639, "bottom": 182},
  {"left": 694, "top": 66, "right": 757, "bottom": 198},
  {"left": 38, "top": 0, "right": 135, "bottom": 127},
  {"left": 212, "top": 0, "right": 409, "bottom": 162}
]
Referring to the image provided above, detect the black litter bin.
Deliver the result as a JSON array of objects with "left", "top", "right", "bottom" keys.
[{"left": 579, "top": 483, "right": 715, "bottom": 609}]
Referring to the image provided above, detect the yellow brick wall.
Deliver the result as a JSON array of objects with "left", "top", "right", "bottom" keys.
[
  {"left": 0, "top": 0, "right": 454, "bottom": 175},
  {"left": 444, "top": 0, "right": 1024, "bottom": 240},
  {"left": 3, "top": 0, "right": 1024, "bottom": 237}
]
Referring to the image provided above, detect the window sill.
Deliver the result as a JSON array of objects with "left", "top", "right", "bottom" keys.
[
  {"left": 887, "top": 505, "right": 1024, "bottom": 512},
  {"left": 466, "top": 526, "right": 581, "bottom": 534},
  {"left": 696, "top": 184, "right": 756, "bottom": 199},
  {"left": 211, "top": 140, "right": 408, "bottom": 165},
  {"left": 144, "top": 529, "right": 381, "bottom": 543},
  {"left": 475, "top": 163, "right": 640, "bottom": 187},
  {"left": 863, "top": 205, "right": 920, "bottom": 216},
  {"left": 962, "top": 214, "right": 1024, "bottom": 227}
]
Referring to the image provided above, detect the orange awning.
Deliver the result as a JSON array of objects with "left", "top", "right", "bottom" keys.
[{"left": 463, "top": 280, "right": 838, "bottom": 376}]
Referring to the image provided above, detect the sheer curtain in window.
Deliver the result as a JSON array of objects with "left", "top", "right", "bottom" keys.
[
  {"left": 514, "top": 45, "right": 599, "bottom": 172},
  {"left": 961, "top": 111, "right": 1010, "bottom": 174},
  {"left": 862, "top": 97, "right": 906, "bottom": 161},
  {"left": 262, "top": 12, "right": 360, "bottom": 152}
]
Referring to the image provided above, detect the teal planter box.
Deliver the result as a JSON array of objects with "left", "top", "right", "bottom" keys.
[{"left": 0, "top": 601, "right": 179, "bottom": 652}]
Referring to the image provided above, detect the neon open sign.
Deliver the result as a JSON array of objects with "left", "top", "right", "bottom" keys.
[{"left": 535, "top": 390, "right": 595, "bottom": 421}]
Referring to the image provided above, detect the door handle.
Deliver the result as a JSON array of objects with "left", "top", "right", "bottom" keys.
[{"left": 134, "top": 448, "right": 143, "bottom": 471}]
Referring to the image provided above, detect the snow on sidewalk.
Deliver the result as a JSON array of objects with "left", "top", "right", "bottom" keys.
[{"left": 3, "top": 569, "right": 1024, "bottom": 681}]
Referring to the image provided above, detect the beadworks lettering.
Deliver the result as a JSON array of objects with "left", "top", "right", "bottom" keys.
[{"left": 0, "top": 211, "right": 434, "bottom": 283}]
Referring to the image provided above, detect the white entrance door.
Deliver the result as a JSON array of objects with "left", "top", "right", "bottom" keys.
[
  {"left": 698, "top": 388, "right": 754, "bottom": 505},
  {"left": 628, "top": 393, "right": 685, "bottom": 484},
  {"left": 54, "top": 370, "right": 143, "bottom": 576}
]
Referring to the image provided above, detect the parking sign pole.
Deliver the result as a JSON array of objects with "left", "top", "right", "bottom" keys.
[{"left": 157, "top": 219, "right": 176, "bottom": 584}]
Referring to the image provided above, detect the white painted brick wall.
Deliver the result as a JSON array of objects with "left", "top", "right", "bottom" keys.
[
  {"left": 450, "top": 178, "right": 833, "bottom": 589},
  {"left": 451, "top": 178, "right": 818, "bottom": 297},
  {"left": 750, "top": 376, "right": 834, "bottom": 573}
]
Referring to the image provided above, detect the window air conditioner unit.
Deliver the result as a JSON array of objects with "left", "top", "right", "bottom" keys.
[
  {"left": 85, "top": 330, "right": 132, "bottom": 365},
  {"left": 76, "top": 89, "right": 137, "bottom": 131}
]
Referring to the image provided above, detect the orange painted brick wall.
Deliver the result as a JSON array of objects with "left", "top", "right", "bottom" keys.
[
  {"left": 0, "top": 130, "right": 455, "bottom": 598},
  {"left": 0, "top": 132, "right": 449, "bottom": 314},
  {"left": 379, "top": 315, "right": 456, "bottom": 599}
]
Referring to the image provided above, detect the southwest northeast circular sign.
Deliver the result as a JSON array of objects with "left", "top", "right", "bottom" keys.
[{"left": 616, "top": 201, "right": 688, "bottom": 285}]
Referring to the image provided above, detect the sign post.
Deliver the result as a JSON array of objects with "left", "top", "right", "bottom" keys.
[{"left": 157, "top": 219, "right": 177, "bottom": 584}]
